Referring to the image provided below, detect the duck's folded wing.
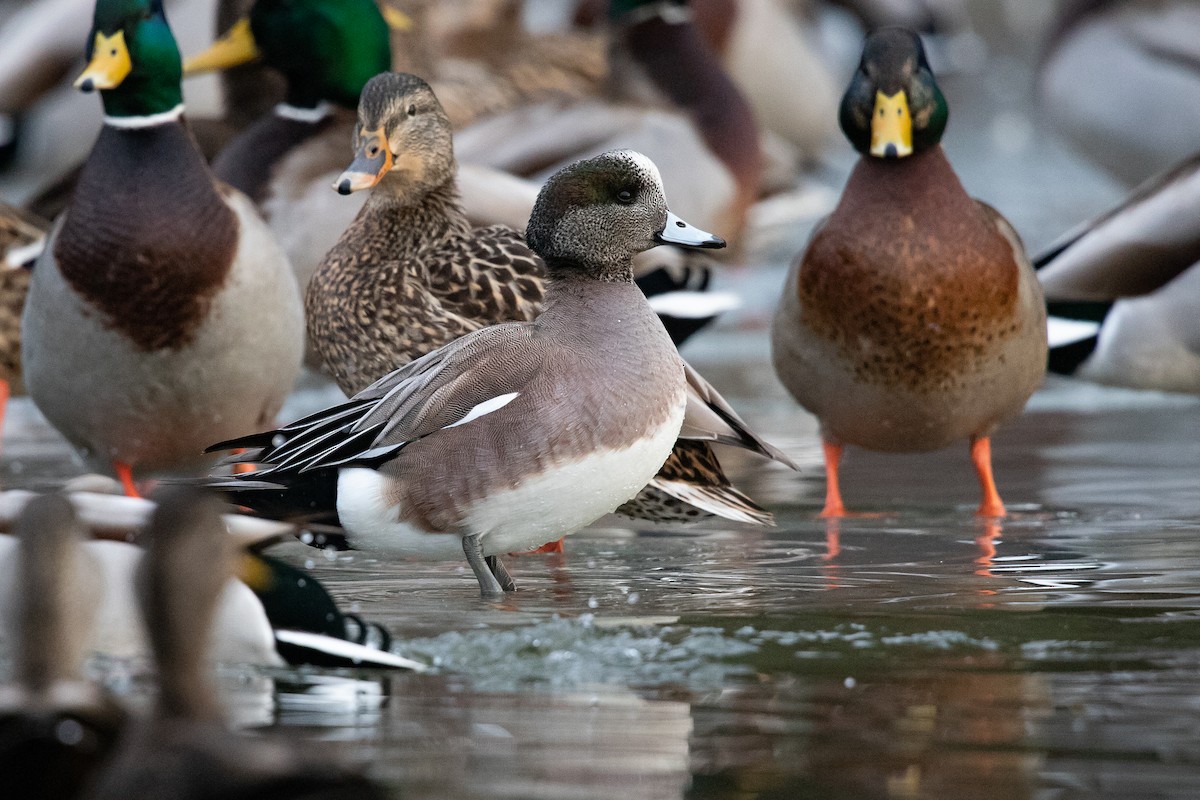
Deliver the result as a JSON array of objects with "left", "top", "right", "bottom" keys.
[
  {"left": 677, "top": 361, "right": 798, "bottom": 469},
  {"left": 209, "top": 322, "right": 541, "bottom": 476},
  {"left": 1035, "top": 152, "right": 1200, "bottom": 300}
]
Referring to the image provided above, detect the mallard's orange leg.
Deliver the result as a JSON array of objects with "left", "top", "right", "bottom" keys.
[
  {"left": 819, "top": 440, "right": 846, "bottom": 518},
  {"left": 114, "top": 460, "right": 141, "bottom": 499},
  {"left": 970, "top": 436, "right": 1005, "bottom": 517}
]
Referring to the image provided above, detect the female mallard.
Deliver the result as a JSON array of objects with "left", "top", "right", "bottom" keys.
[
  {"left": 771, "top": 28, "right": 1047, "bottom": 517},
  {"left": 212, "top": 150, "right": 790, "bottom": 594},
  {"left": 84, "top": 487, "right": 389, "bottom": 800},
  {"left": 308, "top": 73, "right": 790, "bottom": 529},
  {"left": 20, "top": 0, "right": 304, "bottom": 495}
]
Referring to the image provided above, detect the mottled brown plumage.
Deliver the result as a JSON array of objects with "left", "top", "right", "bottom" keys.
[
  {"left": 0, "top": 203, "right": 46, "bottom": 394},
  {"left": 308, "top": 73, "right": 780, "bottom": 527}
]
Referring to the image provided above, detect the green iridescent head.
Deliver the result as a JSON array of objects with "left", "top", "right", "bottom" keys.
[
  {"left": 75, "top": 0, "right": 184, "bottom": 118},
  {"left": 838, "top": 27, "right": 949, "bottom": 159},
  {"left": 184, "top": 0, "right": 391, "bottom": 110}
]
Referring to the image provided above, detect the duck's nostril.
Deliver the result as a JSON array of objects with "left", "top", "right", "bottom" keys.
[{"left": 675, "top": 220, "right": 685, "bottom": 228}]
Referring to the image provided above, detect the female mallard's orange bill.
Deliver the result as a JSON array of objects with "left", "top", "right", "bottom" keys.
[
  {"left": 655, "top": 211, "right": 726, "bottom": 249},
  {"left": 333, "top": 129, "right": 394, "bottom": 195}
]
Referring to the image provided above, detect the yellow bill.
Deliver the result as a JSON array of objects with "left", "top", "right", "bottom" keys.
[
  {"left": 333, "top": 128, "right": 394, "bottom": 194},
  {"left": 870, "top": 90, "right": 913, "bottom": 158},
  {"left": 381, "top": 6, "right": 414, "bottom": 31},
  {"left": 74, "top": 30, "right": 132, "bottom": 92},
  {"left": 183, "top": 18, "right": 260, "bottom": 75}
]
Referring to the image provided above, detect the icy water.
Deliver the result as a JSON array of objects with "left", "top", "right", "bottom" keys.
[
  {"left": 5, "top": 6, "right": 1200, "bottom": 798},
  {"left": 4, "top": 356, "right": 1200, "bottom": 799}
]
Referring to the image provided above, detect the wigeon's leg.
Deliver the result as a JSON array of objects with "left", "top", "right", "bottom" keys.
[
  {"left": 819, "top": 440, "right": 846, "bottom": 518},
  {"left": 485, "top": 555, "right": 516, "bottom": 592},
  {"left": 970, "top": 436, "right": 1006, "bottom": 518},
  {"left": 463, "top": 533, "right": 506, "bottom": 595},
  {"left": 114, "top": 460, "right": 141, "bottom": 499}
]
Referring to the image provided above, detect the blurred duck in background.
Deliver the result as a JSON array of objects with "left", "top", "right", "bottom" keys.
[
  {"left": 1038, "top": 151, "right": 1200, "bottom": 394},
  {"left": 184, "top": 0, "right": 393, "bottom": 295},
  {"left": 1039, "top": 0, "right": 1200, "bottom": 187},
  {"left": 0, "top": 495, "right": 125, "bottom": 800},
  {"left": 84, "top": 487, "right": 390, "bottom": 800},
  {"left": 20, "top": 0, "right": 304, "bottom": 495},
  {"left": 772, "top": 28, "right": 1046, "bottom": 517},
  {"left": 0, "top": 0, "right": 228, "bottom": 208}
]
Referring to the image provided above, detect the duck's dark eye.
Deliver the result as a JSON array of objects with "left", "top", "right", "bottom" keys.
[
  {"left": 617, "top": 189, "right": 635, "bottom": 204},
  {"left": 407, "top": 104, "right": 416, "bottom": 117}
]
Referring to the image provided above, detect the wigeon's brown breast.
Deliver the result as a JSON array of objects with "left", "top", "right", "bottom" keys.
[{"left": 798, "top": 147, "right": 1021, "bottom": 394}]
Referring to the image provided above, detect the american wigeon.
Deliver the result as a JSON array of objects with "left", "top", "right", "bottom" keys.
[
  {"left": 309, "top": 73, "right": 789, "bottom": 527},
  {"left": 213, "top": 150, "right": 791, "bottom": 593},
  {"left": 21, "top": 0, "right": 304, "bottom": 494},
  {"left": 771, "top": 28, "right": 1047, "bottom": 517}
]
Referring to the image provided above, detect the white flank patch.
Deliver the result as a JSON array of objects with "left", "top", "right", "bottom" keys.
[
  {"left": 104, "top": 104, "right": 185, "bottom": 129},
  {"left": 337, "top": 397, "right": 686, "bottom": 558},
  {"left": 273, "top": 630, "right": 427, "bottom": 671},
  {"left": 274, "top": 102, "right": 334, "bottom": 123},
  {"left": 5, "top": 237, "right": 44, "bottom": 269},
  {"left": 647, "top": 290, "right": 740, "bottom": 319},
  {"left": 1048, "top": 316, "right": 1102, "bottom": 348},
  {"left": 443, "top": 392, "right": 520, "bottom": 429}
]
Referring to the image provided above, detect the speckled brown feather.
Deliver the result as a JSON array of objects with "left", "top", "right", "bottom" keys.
[
  {"left": 307, "top": 180, "right": 543, "bottom": 394},
  {"left": 0, "top": 204, "right": 47, "bottom": 393},
  {"left": 798, "top": 147, "right": 1021, "bottom": 394},
  {"left": 53, "top": 124, "right": 238, "bottom": 353}
]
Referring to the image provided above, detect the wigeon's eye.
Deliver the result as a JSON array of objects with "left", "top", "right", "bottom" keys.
[
  {"left": 617, "top": 189, "right": 635, "bottom": 204},
  {"left": 407, "top": 104, "right": 416, "bottom": 117}
]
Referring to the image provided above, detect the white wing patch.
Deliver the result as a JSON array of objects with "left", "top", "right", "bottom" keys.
[
  {"left": 444, "top": 392, "right": 520, "bottom": 429},
  {"left": 1048, "top": 316, "right": 1102, "bottom": 348},
  {"left": 647, "top": 290, "right": 741, "bottom": 319}
]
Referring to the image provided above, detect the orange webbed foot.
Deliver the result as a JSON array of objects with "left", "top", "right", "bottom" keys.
[{"left": 970, "top": 436, "right": 1006, "bottom": 518}]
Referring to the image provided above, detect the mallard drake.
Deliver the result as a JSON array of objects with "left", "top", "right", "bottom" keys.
[
  {"left": 210, "top": 150, "right": 792, "bottom": 595},
  {"left": 84, "top": 487, "right": 390, "bottom": 800},
  {"left": 0, "top": 489, "right": 422, "bottom": 670},
  {"left": 21, "top": 0, "right": 304, "bottom": 495},
  {"left": 308, "top": 73, "right": 788, "bottom": 528},
  {"left": 0, "top": 495, "right": 125, "bottom": 800},
  {"left": 1039, "top": 0, "right": 1200, "bottom": 186},
  {"left": 1038, "top": 151, "right": 1200, "bottom": 392},
  {"left": 183, "top": 0, "right": 392, "bottom": 296},
  {"left": 771, "top": 28, "right": 1047, "bottom": 518}
]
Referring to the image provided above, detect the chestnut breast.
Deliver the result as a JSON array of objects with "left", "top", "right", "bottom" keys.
[{"left": 798, "top": 147, "right": 1021, "bottom": 394}]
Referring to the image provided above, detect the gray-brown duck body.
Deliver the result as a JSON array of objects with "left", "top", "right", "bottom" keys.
[{"left": 211, "top": 149, "right": 749, "bottom": 594}]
